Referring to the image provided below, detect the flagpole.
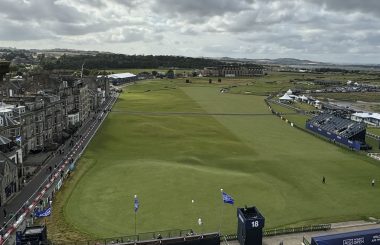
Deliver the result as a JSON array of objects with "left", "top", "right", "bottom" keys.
[
  {"left": 219, "top": 188, "right": 224, "bottom": 234},
  {"left": 134, "top": 194, "right": 137, "bottom": 236},
  {"left": 191, "top": 199, "right": 195, "bottom": 229}
]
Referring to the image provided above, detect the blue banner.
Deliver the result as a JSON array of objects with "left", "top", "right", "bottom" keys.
[
  {"left": 134, "top": 196, "right": 139, "bottom": 213},
  {"left": 222, "top": 192, "right": 234, "bottom": 205},
  {"left": 35, "top": 207, "right": 51, "bottom": 218}
]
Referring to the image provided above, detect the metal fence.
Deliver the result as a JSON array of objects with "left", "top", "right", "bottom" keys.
[
  {"left": 303, "top": 236, "right": 311, "bottom": 245},
  {"left": 263, "top": 224, "right": 331, "bottom": 237},
  {"left": 51, "top": 229, "right": 192, "bottom": 245},
  {"left": 222, "top": 224, "right": 331, "bottom": 242}
]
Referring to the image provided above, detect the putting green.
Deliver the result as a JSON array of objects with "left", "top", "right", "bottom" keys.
[{"left": 62, "top": 82, "right": 380, "bottom": 238}]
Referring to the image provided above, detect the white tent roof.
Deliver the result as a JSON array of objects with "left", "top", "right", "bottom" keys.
[
  {"left": 99, "top": 73, "right": 137, "bottom": 79},
  {"left": 300, "top": 95, "right": 308, "bottom": 100},
  {"left": 286, "top": 89, "right": 293, "bottom": 95},
  {"left": 352, "top": 112, "right": 380, "bottom": 120},
  {"left": 279, "top": 94, "right": 293, "bottom": 100}
]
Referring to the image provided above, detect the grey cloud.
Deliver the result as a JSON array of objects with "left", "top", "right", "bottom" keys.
[
  {"left": 0, "top": 0, "right": 86, "bottom": 23},
  {"left": 0, "top": 0, "right": 135, "bottom": 38},
  {"left": 307, "top": 0, "right": 380, "bottom": 16},
  {"left": 0, "top": 0, "right": 379, "bottom": 63},
  {"left": 111, "top": 0, "right": 142, "bottom": 7},
  {"left": 152, "top": 0, "right": 254, "bottom": 20},
  {"left": 105, "top": 27, "right": 163, "bottom": 44},
  {"left": 45, "top": 21, "right": 122, "bottom": 36},
  {"left": 0, "top": 19, "right": 54, "bottom": 41}
]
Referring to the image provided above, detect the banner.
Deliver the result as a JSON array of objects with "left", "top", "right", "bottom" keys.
[{"left": 35, "top": 207, "right": 51, "bottom": 218}]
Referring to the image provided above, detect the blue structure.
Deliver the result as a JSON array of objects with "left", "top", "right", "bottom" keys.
[
  {"left": 237, "top": 206, "right": 265, "bottom": 245},
  {"left": 311, "top": 228, "right": 380, "bottom": 245},
  {"left": 306, "top": 114, "right": 366, "bottom": 151}
]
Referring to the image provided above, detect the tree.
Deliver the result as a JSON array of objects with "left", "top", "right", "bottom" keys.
[
  {"left": 166, "top": 69, "right": 175, "bottom": 79},
  {"left": 82, "top": 68, "right": 90, "bottom": 76}
]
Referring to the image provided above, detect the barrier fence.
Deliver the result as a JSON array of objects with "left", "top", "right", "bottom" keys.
[
  {"left": 263, "top": 224, "right": 331, "bottom": 237},
  {"left": 51, "top": 229, "right": 192, "bottom": 245},
  {"left": 303, "top": 236, "right": 311, "bottom": 245},
  {"left": 50, "top": 223, "right": 331, "bottom": 245}
]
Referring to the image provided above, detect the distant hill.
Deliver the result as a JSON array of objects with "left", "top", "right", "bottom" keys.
[{"left": 214, "top": 57, "right": 328, "bottom": 66}]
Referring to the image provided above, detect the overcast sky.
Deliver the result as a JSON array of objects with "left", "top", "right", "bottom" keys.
[{"left": 0, "top": 0, "right": 379, "bottom": 64}]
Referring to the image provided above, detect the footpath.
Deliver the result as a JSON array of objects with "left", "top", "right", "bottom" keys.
[{"left": 0, "top": 93, "right": 119, "bottom": 245}]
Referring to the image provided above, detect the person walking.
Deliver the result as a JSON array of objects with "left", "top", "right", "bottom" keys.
[
  {"left": 322, "top": 176, "right": 326, "bottom": 184},
  {"left": 3, "top": 208, "right": 6, "bottom": 219},
  {"left": 372, "top": 179, "right": 375, "bottom": 187}
]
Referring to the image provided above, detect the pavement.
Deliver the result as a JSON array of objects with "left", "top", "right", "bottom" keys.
[
  {"left": 223, "top": 221, "right": 380, "bottom": 245},
  {"left": 0, "top": 93, "right": 119, "bottom": 229}
]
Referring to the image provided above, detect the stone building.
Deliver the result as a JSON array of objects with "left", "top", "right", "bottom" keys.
[
  {"left": 0, "top": 71, "right": 106, "bottom": 154},
  {"left": 0, "top": 136, "right": 23, "bottom": 190},
  {"left": 0, "top": 66, "right": 110, "bottom": 206},
  {"left": 0, "top": 152, "right": 19, "bottom": 206},
  {"left": 202, "top": 65, "right": 264, "bottom": 77}
]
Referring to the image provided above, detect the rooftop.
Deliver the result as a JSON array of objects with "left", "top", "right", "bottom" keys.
[
  {"left": 352, "top": 112, "right": 380, "bottom": 121},
  {"left": 104, "top": 73, "right": 136, "bottom": 79}
]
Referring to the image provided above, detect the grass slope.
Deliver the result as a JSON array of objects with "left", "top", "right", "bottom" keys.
[{"left": 57, "top": 81, "right": 380, "bottom": 240}]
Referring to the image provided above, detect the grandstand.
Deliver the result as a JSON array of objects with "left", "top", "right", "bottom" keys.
[{"left": 306, "top": 114, "right": 367, "bottom": 150}]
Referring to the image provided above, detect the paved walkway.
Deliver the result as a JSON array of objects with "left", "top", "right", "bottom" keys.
[{"left": 0, "top": 94, "right": 118, "bottom": 229}]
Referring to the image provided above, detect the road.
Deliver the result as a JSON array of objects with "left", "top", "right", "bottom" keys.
[{"left": 0, "top": 93, "right": 118, "bottom": 231}]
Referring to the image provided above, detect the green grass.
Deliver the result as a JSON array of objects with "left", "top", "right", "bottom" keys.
[
  {"left": 316, "top": 92, "right": 380, "bottom": 103},
  {"left": 368, "top": 128, "right": 380, "bottom": 136},
  {"left": 53, "top": 80, "right": 380, "bottom": 242},
  {"left": 366, "top": 136, "right": 380, "bottom": 153}
]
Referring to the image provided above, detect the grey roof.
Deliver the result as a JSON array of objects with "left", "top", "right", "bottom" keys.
[
  {"left": 0, "top": 135, "right": 11, "bottom": 145},
  {"left": 0, "top": 114, "right": 19, "bottom": 127},
  {"left": 309, "top": 114, "right": 366, "bottom": 139}
]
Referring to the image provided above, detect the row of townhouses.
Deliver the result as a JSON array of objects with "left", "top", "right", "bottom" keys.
[
  {"left": 0, "top": 63, "right": 110, "bottom": 206},
  {"left": 202, "top": 65, "right": 264, "bottom": 77}
]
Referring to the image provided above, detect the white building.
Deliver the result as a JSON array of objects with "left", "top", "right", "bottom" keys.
[
  {"left": 100, "top": 73, "right": 137, "bottom": 85},
  {"left": 279, "top": 93, "right": 293, "bottom": 103},
  {"left": 351, "top": 112, "right": 380, "bottom": 126},
  {"left": 68, "top": 112, "right": 80, "bottom": 126},
  {"left": 0, "top": 103, "right": 15, "bottom": 118},
  {"left": 286, "top": 89, "right": 293, "bottom": 95}
]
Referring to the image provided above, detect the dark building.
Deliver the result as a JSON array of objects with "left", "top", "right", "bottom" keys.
[
  {"left": 0, "top": 61, "right": 10, "bottom": 82},
  {"left": 313, "top": 80, "right": 342, "bottom": 86}
]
